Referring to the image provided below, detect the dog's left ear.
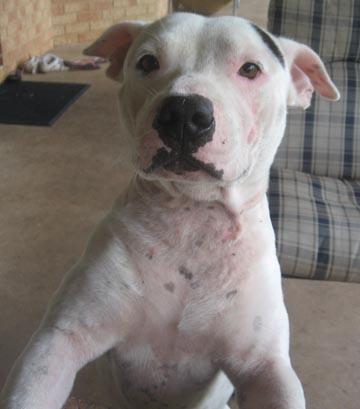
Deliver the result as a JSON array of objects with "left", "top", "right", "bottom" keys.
[
  {"left": 278, "top": 38, "right": 340, "bottom": 109},
  {"left": 83, "top": 21, "right": 148, "bottom": 80}
]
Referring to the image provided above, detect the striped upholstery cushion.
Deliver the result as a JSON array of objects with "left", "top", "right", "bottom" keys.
[
  {"left": 269, "top": 168, "right": 360, "bottom": 282},
  {"left": 273, "top": 62, "right": 360, "bottom": 179},
  {"left": 267, "top": 0, "right": 360, "bottom": 281}
]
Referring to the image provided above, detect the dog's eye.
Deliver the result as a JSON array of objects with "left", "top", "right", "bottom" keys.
[
  {"left": 238, "top": 62, "right": 261, "bottom": 79},
  {"left": 136, "top": 54, "right": 160, "bottom": 74}
]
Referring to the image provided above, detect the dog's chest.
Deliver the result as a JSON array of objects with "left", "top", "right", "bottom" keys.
[
  {"left": 108, "top": 195, "right": 280, "bottom": 407},
  {"left": 121, "top": 196, "right": 267, "bottom": 289},
  {"left": 116, "top": 195, "right": 276, "bottom": 338}
]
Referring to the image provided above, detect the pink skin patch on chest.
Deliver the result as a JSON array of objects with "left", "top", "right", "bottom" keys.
[
  {"left": 222, "top": 221, "right": 242, "bottom": 243},
  {"left": 146, "top": 247, "right": 157, "bottom": 260}
]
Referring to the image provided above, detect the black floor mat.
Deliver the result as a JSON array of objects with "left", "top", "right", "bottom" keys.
[{"left": 0, "top": 81, "right": 90, "bottom": 126}]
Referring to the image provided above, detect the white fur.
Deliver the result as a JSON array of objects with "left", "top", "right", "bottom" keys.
[{"left": 1, "top": 13, "right": 340, "bottom": 409}]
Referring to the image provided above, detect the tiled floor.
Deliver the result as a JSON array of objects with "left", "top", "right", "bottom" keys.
[{"left": 1, "top": 2, "right": 359, "bottom": 409}]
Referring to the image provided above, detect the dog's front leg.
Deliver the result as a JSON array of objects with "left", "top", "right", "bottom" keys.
[
  {"left": 1, "top": 322, "right": 116, "bottom": 409},
  {"left": 1, "top": 224, "right": 137, "bottom": 409},
  {"left": 225, "top": 356, "right": 306, "bottom": 409},
  {"left": 0, "top": 297, "right": 123, "bottom": 409}
]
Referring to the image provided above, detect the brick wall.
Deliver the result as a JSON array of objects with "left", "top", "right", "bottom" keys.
[
  {"left": 0, "top": 0, "right": 53, "bottom": 72},
  {"left": 52, "top": 0, "right": 168, "bottom": 46},
  {"left": 0, "top": 0, "right": 168, "bottom": 76}
]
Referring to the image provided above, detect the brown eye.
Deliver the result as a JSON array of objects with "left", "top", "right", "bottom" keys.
[
  {"left": 136, "top": 54, "right": 160, "bottom": 74},
  {"left": 238, "top": 62, "right": 261, "bottom": 79}
]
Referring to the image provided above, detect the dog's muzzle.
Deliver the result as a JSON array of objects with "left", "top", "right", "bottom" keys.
[
  {"left": 153, "top": 94, "right": 216, "bottom": 154},
  {"left": 145, "top": 94, "right": 222, "bottom": 179}
]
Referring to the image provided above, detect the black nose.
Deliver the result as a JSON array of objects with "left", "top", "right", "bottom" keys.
[{"left": 153, "top": 94, "right": 215, "bottom": 153}]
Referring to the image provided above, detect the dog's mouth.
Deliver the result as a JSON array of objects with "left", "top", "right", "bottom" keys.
[{"left": 143, "top": 148, "right": 224, "bottom": 180}]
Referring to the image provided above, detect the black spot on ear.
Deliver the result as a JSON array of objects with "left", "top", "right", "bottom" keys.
[{"left": 251, "top": 24, "right": 285, "bottom": 67}]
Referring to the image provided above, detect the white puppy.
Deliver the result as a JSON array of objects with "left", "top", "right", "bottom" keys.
[{"left": 1, "top": 12, "right": 339, "bottom": 409}]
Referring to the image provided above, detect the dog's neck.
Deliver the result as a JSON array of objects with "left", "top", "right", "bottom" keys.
[{"left": 130, "top": 174, "right": 269, "bottom": 216}]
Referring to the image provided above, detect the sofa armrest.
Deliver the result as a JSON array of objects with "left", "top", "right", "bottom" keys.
[{"left": 267, "top": 0, "right": 360, "bottom": 64}]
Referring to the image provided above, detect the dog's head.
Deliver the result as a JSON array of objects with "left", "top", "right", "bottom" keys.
[{"left": 84, "top": 13, "right": 339, "bottom": 187}]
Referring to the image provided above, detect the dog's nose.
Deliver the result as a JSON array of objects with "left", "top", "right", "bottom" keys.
[{"left": 153, "top": 94, "right": 215, "bottom": 152}]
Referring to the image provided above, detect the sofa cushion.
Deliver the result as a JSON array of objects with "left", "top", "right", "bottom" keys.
[
  {"left": 269, "top": 167, "right": 360, "bottom": 281},
  {"left": 273, "top": 62, "right": 360, "bottom": 179},
  {"left": 268, "top": 0, "right": 360, "bottom": 64}
]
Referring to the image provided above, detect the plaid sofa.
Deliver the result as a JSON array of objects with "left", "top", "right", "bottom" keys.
[{"left": 267, "top": 0, "right": 360, "bottom": 281}]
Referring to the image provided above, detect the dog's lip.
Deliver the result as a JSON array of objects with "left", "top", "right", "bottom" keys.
[
  {"left": 143, "top": 149, "right": 224, "bottom": 180},
  {"left": 179, "top": 156, "right": 224, "bottom": 180}
]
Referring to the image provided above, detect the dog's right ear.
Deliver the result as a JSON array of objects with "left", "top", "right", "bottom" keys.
[{"left": 83, "top": 21, "right": 148, "bottom": 80}]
